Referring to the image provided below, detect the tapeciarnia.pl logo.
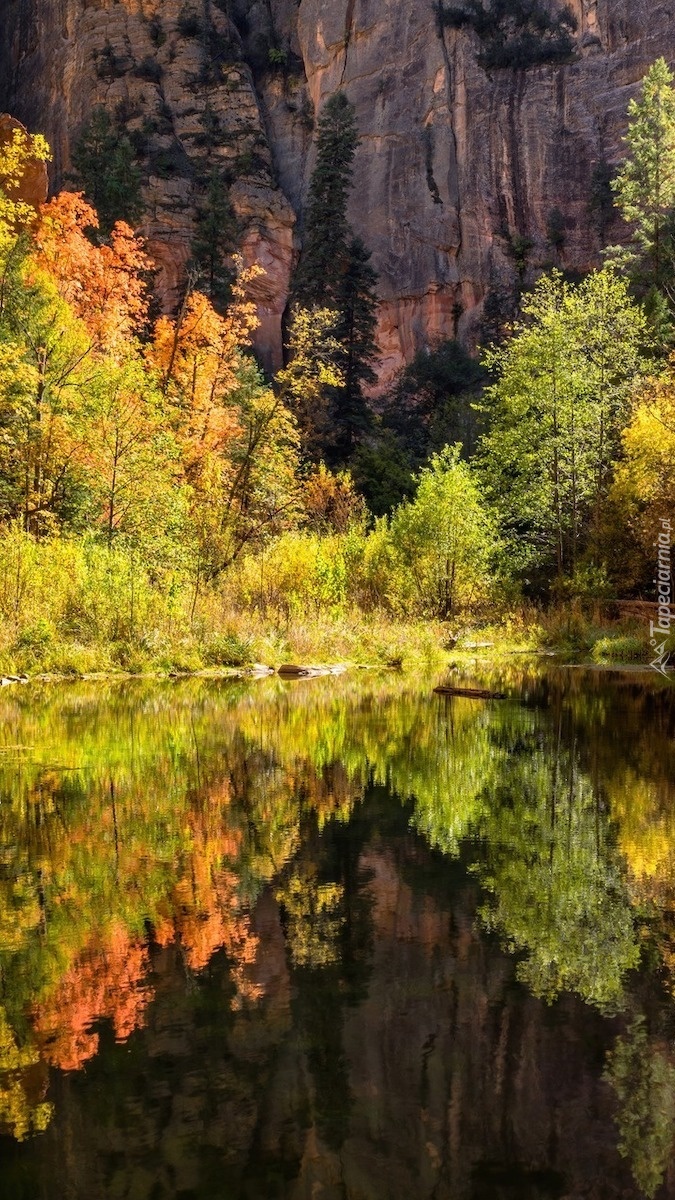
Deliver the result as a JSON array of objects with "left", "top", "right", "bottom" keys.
[{"left": 650, "top": 518, "right": 673, "bottom": 679}]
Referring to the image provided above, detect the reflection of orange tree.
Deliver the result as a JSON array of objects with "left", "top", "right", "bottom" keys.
[
  {"left": 153, "top": 805, "right": 261, "bottom": 1002},
  {"left": 0, "top": 685, "right": 379, "bottom": 1092},
  {"left": 33, "top": 923, "right": 151, "bottom": 1071},
  {"left": 29, "top": 802, "right": 263, "bottom": 1074}
]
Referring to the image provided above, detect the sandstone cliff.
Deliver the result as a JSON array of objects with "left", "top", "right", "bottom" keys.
[{"left": 0, "top": 0, "right": 673, "bottom": 382}]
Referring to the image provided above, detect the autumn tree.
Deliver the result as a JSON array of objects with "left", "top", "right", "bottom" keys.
[
  {"left": 34, "top": 191, "right": 152, "bottom": 348},
  {"left": 148, "top": 266, "right": 300, "bottom": 589},
  {"left": 302, "top": 463, "right": 366, "bottom": 533},
  {"left": 608, "top": 362, "right": 675, "bottom": 587},
  {"left": 0, "top": 123, "right": 50, "bottom": 319}
]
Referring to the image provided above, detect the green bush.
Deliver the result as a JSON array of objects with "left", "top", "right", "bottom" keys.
[
  {"left": 203, "top": 632, "right": 254, "bottom": 667},
  {"left": 177, "top": 8, "right": 202, "bottom": 37},
  {"left": 591, "top": 635, "right": 649, "bottom": 664}
]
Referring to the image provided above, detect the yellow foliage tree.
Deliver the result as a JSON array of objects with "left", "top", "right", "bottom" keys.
[{"left": 610, "top": 362, "right": 675, "bottom": 581}]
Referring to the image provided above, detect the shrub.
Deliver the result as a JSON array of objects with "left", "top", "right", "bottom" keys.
[
  {"left": 177, "top": 8, "right": 203, "bottom": 37},
  {"left": 591, "top": 634, "right": 649, "bottom": 664},
  {"left": 136, "top": 56, "right": 163, "bottom": 83},
  {"left": 436, "top": 0, "right": 577, "bottom": 71},
  {"left": 203, "top": 632, "right": 254, "bottom": 667},
  {"left": 148, "top": 16, "right": 166, "bottom": 47},
  {"left": 268, "top": 47, "right": 288, "bottom": 68}
]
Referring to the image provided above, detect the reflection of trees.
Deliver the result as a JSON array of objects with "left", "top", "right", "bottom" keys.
[
  {"left": 478, "top": 729, "right": 640, "bottom": 1011},
  {"left": 407, "top": 704, "right": 640, "bottom": 1011},
  {"left": 33, "top": 924, "right": 151, "bottom": 1071},
  {"left": 0, "top": 666, "right": 674, "bottom": 1177},
  {"left": 0, "top": 1006, "right": 52, "bottom": 1141},
  {"left": 278, "top": 801, "right": 375, "bottom": 1151},
  {"left": 605, "top": 1016, "right": 675, "bottom": 1199}
]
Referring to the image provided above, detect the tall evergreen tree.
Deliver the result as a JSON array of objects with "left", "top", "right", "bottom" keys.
[
  {"left": 71, "top": 107, "right": 143, "bottom": 238},
  {"left": 292, "top": 93, "right": 379, "bottom": 466},
  {"left": 334, "top": 237, "right": 378, "bottom": 460},
  {"left": 190, "top": 168, "right": 238, "bottom": 308},
  {"left": 612, "top": 58, "right": 675, "bottom": 302},
  {"left": 293, "top": 92, "right": 358, "bottom": 308}
]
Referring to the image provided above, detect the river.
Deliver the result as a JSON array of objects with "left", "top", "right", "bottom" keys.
[{"left": 0, "top": 667, "right": 673, "bottom": 1199}]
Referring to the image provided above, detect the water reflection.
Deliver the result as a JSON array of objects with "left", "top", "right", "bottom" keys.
[{"left": 0, "top": 668, "right": 673, "bottom": 1198}]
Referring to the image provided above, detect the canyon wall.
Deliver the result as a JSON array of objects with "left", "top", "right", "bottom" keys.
[{"left": 1, "top": 0, "right": 674, "bottom": 382}]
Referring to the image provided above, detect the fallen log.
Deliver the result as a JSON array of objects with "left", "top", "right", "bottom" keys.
[{"left": 433, "top": 685, "right": 507, "bottom": 700}]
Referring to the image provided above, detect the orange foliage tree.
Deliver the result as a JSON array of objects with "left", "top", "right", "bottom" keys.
[
  {"left": 34, "top": 191, "right": 151, "bottom": 350},
  {"left": 147, "top": 262, "right": 262, "bottom": 473}
]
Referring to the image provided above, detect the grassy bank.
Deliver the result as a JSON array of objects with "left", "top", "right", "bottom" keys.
[
  {"left": 0, "top": 604, "right": 661, "bottom": 681},
  {"left": 0, "top": 529, "right": 666, "bottom": 679}
]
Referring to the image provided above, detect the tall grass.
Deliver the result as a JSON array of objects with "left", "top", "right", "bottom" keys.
[
  {"left": 0, "top": 528, "right": 449, "bottom": 675},
  {"left": 0, "top": 528, "right": 661, "bottom": 677}
]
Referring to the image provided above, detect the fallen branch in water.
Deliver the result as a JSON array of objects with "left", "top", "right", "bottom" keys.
[{"left": 433, "top": 685, "right": 507, "bottom": 700}]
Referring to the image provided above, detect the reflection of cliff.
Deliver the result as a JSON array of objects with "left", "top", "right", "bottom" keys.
[
  {"left": 1, "top": 673, "right": 675, "bottom": 1195},
  {"left": 2, "top": 2, "right": 675, "bottom": 380},
  {"left": 4, "top": 834, "right": 654, "bottom": 1200}
]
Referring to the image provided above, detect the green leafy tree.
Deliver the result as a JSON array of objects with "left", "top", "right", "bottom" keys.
[
  {"left": 71, "top": 108, "right": 143, "bottom": 238},
  {"left": 190, "top": 357, "right": 302, "bottom": 587},
  {"left": 1, "top": 267, "right": 95, "bottom": 535},
  {"left": 84, "top": 352, "right": 183, "bottom": 551},
  {"left": 480, "top": 267, "right": 645, "bottom": 587},
  {"left": 276, "top": 306, "right": 344, "bottom": 462},
  {"left": 389, "top": 445, "right": 497, "bottom": 618}
]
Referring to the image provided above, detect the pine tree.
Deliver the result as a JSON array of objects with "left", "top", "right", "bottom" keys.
[
  {"left": 190, "top": 168, "right": 238, "bottom": 308},
  {"left": 333, "top": 237, "right": 378, "bottom": 460},
  {"left": 293, "top": 92, "right": 358, "bottom": 308},
  {"left": 71, "top": 108, "right": 143, "bottom": 238},
  {"left": 291, "top": 94, "right": 379, "bottom": 465},
  {"left": 613, "top": 58, "right": 675, "bottom": 294}
]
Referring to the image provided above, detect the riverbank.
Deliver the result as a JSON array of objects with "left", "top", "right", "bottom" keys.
[{"left": 0, "top": 605, "right": 661, "bottom": 683}]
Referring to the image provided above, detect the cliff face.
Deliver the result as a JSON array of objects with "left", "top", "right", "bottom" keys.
[
  {"left": 0, "top": 0, "right": 298, "bottom": 372},
  {"left": 1, "top": 0, "right": 673, "bottom": 381}
]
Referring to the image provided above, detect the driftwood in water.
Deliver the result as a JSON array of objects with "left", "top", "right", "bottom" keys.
[{"left": 434, "top": 685, "right": 507, "bottom": 700}]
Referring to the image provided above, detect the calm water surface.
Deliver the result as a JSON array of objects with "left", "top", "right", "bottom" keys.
[{"left": 0, "top": 667, "right": 674, "bottom": 1199}]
